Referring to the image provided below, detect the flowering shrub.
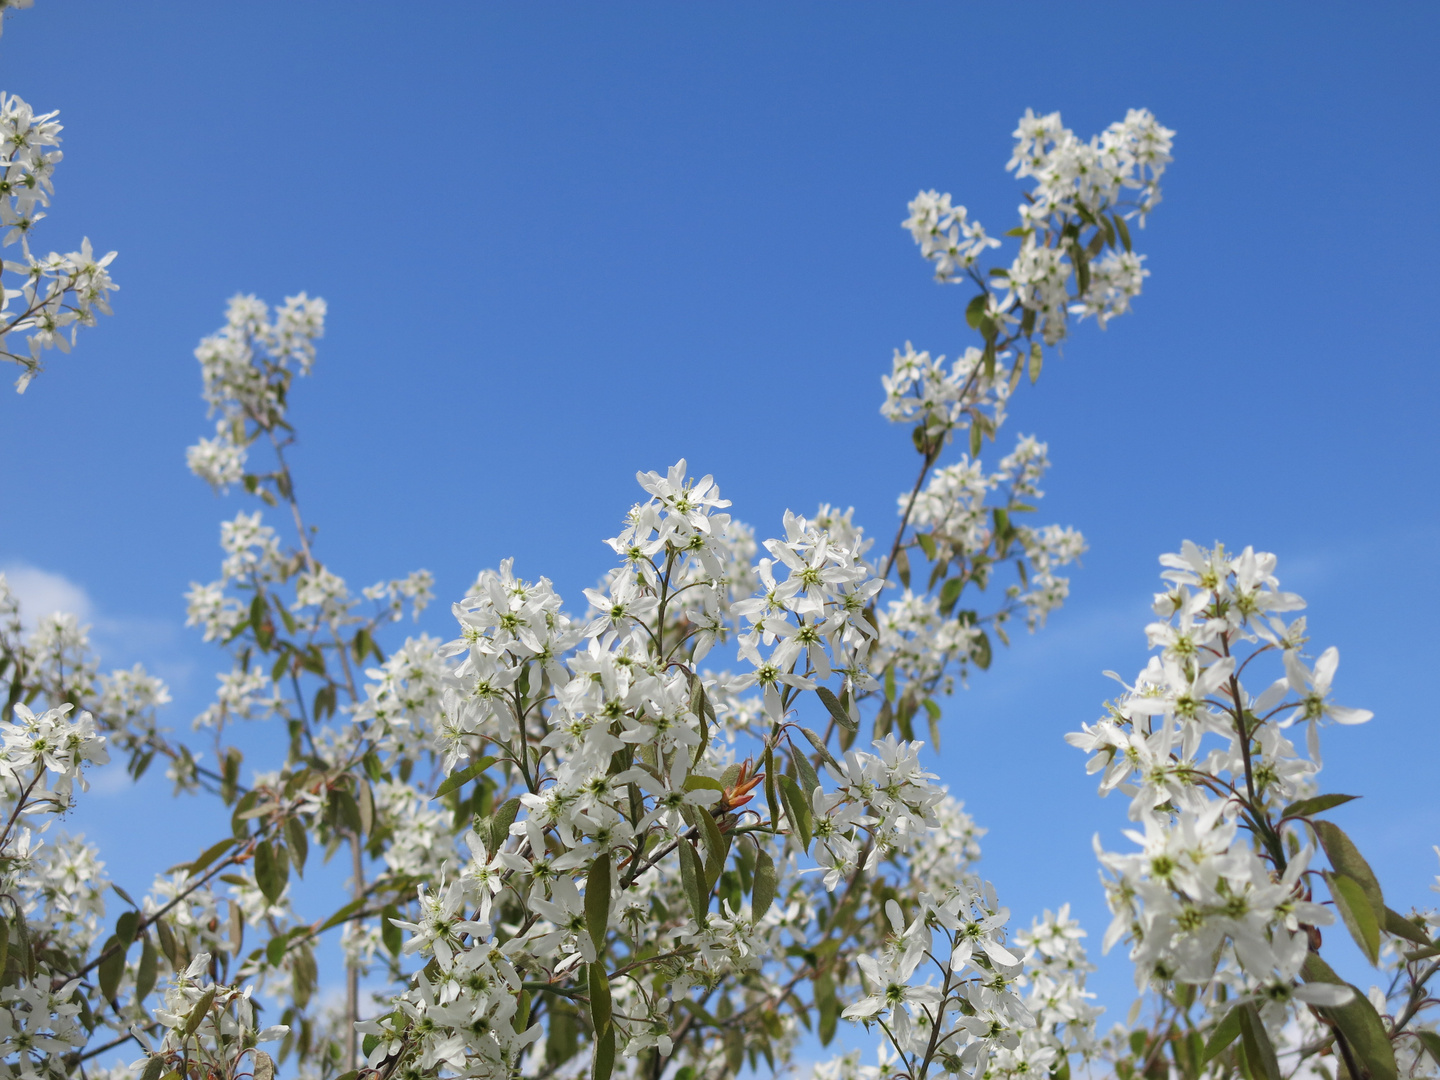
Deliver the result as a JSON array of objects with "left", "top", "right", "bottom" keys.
[{"left": 3, "top": 8, "right": 1439, "bottom": 1080}]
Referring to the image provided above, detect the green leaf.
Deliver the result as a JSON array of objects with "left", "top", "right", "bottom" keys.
[
  {"left": 916, "top": 532, "right": 937, "bottom": 561},
  {"left": 588, "top": 961, "right": 612, "bottom": 1035},
  {"left": 1071, "top": 243, "right": 1091, "bottom": 296},
  {"left": 1302, "top": 953, "right": 1397, "bottom": 1080},
  {"left": 545, "top": 996, "right": 579, "bottom": 1068},
  {"left": 381, "top": 904, "right": 403, "bottom": 957},
  {"left": 1113, "top": 213, "right": 1132, "bottom": 252},
  {"left": 965, "top": 292, "right": 988, "bottom": 329},
  {"left": 814, "top": 686, "right": 855, "bottom": 732},
  {"left": 969, "top": 421, "right": 982, "bottom": 458},
  {"left": 116, "top": 910, "right": 141, "bottom": 947},
  {"left": 791, "top": 746, "right": 821, "bottom": 799},
  {"left": 351, "top": 627, "right": 373, "bottom": 665},
  {"left": 1238, "top": 1003, "right": 1281, "bottom": 1080},
  {"left": 133, "top": 938, "right": 157, "bottom": 1008},
  {"left": 939, "top": 576, "right": 964, "bottom": 616},
  {"left": 285, "top": 817, "right": 308, "bottom": 878},
  {"left": 434, "top": 756, "right": 498, "bottom": 800},
  {"left": 696, "top": 811, "right": 728, "bottom": 894},
  {"left": 155, "top": 917, "right": 178, "bottom": 967},
  {"left": 1281, "top": 794, "right": 1359, "bottom": 819},
  {"left": 795, "top": 725, "right": 841, "bottom": 774},
  {"left": 1416, "top": 1032, "right": 1440, "bottom": 1068},
  {"left": 815, "top": 971, "right": 838, "bottom": 1046},
  {"left": 894, "top": 546, "right": 910, "bottom": 589},
  {"left": 592, "top": 1019, "right": 616, "bottom": 1080},
  {"left": 357, "top": 779, "right": 375, "bottom": 836},
  {"left": 111, "top": 883, "right": 137, "bottom": 907},
  {"left": 139, "top": 1056, "right": 166, "bottom": 1080},
  {"left": 97, "top": 936, "right": 126, "bottom": 1002},
  {"left": 187, "top": 837, "right": 238, "bottom": 878},
  {"left": 677, "top": 837, "right": 708, "bottom": 924},
  {"left": 1315, "top": 821, "right": 1384, "bottom": 920},
  {"left": 254, "top": 840, "right": 287, "bottom": 904},
  {"left": 763, "top": 745, "right": 779, "bottom": 825},
  {"left": 1028, "top": 343, "right": 1042, "bottom": 384},
  {"left": 490, "top": 796, "right": 522, "bottom": 855},
  {"left": 1202, "top": 1006, "right": 1243, "bottom": 1063},
  {"left": 971, "top": 629, "right": 992, "bottom": 671},
  {"left": 513, "top": 988, "right": 531, "bottom": 1033},
  {"left": 1328, "top": 872, "right": 1381, "bottom": 963},
  {"left": 1383, "top": 906, "right": 1431, "bottom": 945},
  {"left": 778, "top": 774, "right": 812, "bottom": 853},
  {"left": 585, "top": 855, "right": 612, "bottom": 954},
  {"left": 318, "top": 898, "right": 366, "bottom": 933},
  {"left": 752, "top": 846, "right": 777, "bottom": 923},
  {"left": 183, "top": 986, "right": 216, "bottom": 1037}
]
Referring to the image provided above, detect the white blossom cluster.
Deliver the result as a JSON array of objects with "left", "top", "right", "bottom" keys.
[
  {"left": 0, "top": 86, "right": 117, "bottom": 391},
  {"left": 904, "top": 107, "right": 1174, "bottom": 348},
  {"left": 187, "top": 292, "right": 327, "bottom": 490},
  {"left": 1068, "top": 543, "right": 1363, "bottom": 1014}
]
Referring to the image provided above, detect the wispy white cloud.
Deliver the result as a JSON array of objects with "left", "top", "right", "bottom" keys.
[{"left": 0, "top": 562, "right": 94, "bottom": 627}]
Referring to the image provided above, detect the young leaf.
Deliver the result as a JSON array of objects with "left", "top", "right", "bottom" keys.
[
  {"left": 585, "top": 854, "right": 612, "bottom": 954},
  {"left": 1328, "top": 872, "right": 1381, "bottom": 963}
]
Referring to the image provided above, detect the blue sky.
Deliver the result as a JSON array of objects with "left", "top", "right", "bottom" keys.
[{"left": 1, "top": 0, "right": 1437, "bottom": 1025}]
